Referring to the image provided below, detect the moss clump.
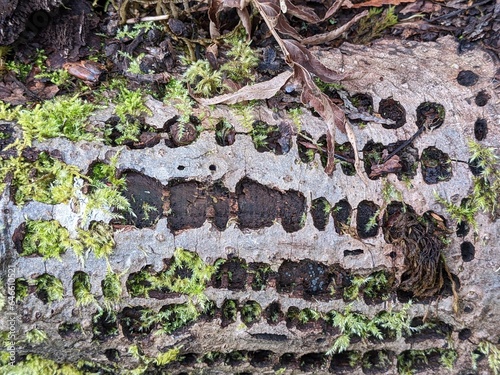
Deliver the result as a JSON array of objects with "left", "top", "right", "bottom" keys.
[
  {"left": 0, "top": 151, "right": 82, "bottom": 205},
  {"left": 21, "top": 220, "right": 72, "bottom": 260},
  {"left": 0, "top": 354, "right": 84, "bottom": 375},
  {"left": 19, "top": 219, "right": 115, "bottom": 260},
  {"left": 101, "top": 268, "right": 123, "bottom": 308},
  {"left": 15, "top": 95, "right": 96, "bottom": 144},
  {"left": 24, "top": 328, "right": 47, "bottom": 344},
  {"left": 436, "top": 140, "right": 500, "bottom": 230},
  {"left": 75, "top": 221, "right": 115, "bottom": 259},
  {"left": 138, "top": 248, "right": 217, "bottom": 301},
  {"left": 327, "top": 302, "right": 414, "bottom": 354},
  {"left": 72, "top": 272, "right": 95, "bottom": 306},
  {"left": 35, "top": 274, "right": 64, "bottom": 303}
]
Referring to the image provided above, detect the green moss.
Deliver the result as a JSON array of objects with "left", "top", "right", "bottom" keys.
[
  {"left": 155, "top": 347, "right": 181, "bottom": 366},
  {"left": 72, "top": 272, "right": 95, "bottom": 306},
  {"left": 0, "top": 351, "right": 10, "bottom": 366},
  {"left": 155, "top": 302, "right": 200, "bottom": 334},
  {"left": 102, "top": 268, "right": 123, "bottom": 307},
  {"left": 15, "top": 278, "right": 29, "bottom": 302},
  {"left": 327, "top": 302, "right": 413, "bottom": 355},
  {"left": 21, "top": 220, "right": 72, "bottom": 260},
  {"left": 475, "top": 341, "right": 500, "bottom": 375},
  {"left": 35, "top": 69, "right": 72, "bottom": 88},
  {"left": 114, "top": 86, "right": 151, "bottom": 121},
  {"left": 435, "top": 140, "right": 500, "bottom": 231},
  {"left": 0, "top": 151, "right": 82, "bottom": 205},
  {"left": 184, "top": 60, "right": 223, "bottom": 98},
  {"left": 163, "top": 79, "right": 193, "bottom": 124},
  {"left": 240, "top": 301, "right": 262, "bottom": 324},
  {"left": 24, "top": 328, "right": 47, "bottom": 344},
  {"left": 0, "top": 102, "right": 20, "bottom": 121},
  {"left": 354, "top": 6, "right": 398, "bottom": 44},
  {"left": 85, "top": 158, "right": 131, "bottom": 222},
  {"left": 75, "top": 221, "right": 115, "bottom": 259},
  {"left": 0, "top": 354, "right": 84, "bottom": 375},
  {"left": 220, "top": 37, "right": 259, "bottom": 82},
  {"left": 151, "top": 248, "right": 217, "bottom": 300},
  {"left": 398, "top": 348, "right": 457, "bottom": 375},
  {"left": 35, "top": 274, "right": 64, "bottom": 303},
  {"left": 16, "top": 95, "right": 96, "bottom": 144}
]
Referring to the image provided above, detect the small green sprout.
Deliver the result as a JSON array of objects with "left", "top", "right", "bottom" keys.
[
  {"left": 297, "top": 308, "right": 321, "bottom": 324},
  {"left": 231, "top": 102, "right": 255, "bottom": 130},
  {"left": 220, "top": 38, "right": 259, "bottom": 82},
  {"left": 365, "top": 209, "right": 380, "bottom": 231},
  {"left": 184, "top": 60, "right": 223, "bottom": 97},
  {"left": 222, "top": 299, "right": 238, "bottom": 322},
  {"left": 0, "top": 102, "right": 21, "bottom": 121},
  {"left": 164, "top": 79, "right": 193, "bottom": 123},
  {"left": 156, "top": 302, "right": 200, "bottom": 334},
  {"left": 343, "top": 274, "right": 371, "bottom": 301},
  {"left": 117, "top": 51, "right": 145, "bottom": 75},
  {"left": 440, "top": 349, "right": 458, "bottom": 370},
  {"left": 354, "top": 6, "right": 398, "bottom": 44},
  {"left": 102, "top": 268, "right": 123, "bottom": 307},
  {"left": 435, "top": 140, "right": 500, "bottom": 231},
  {"left": 382, "top": 180, "right": 403, "bottom": 203},
  {"left": 15, "top": 278, "right": 29, "bottom": 302},
  {"left": 116, "top": 22, "right": 162, "bottom": 40},
  {"left": 35, "top": 69, "right": 72, "bottom": 87},
  {"left": 288, "top": 107, "right": 303, "bottom": 130},
  {"left": 76, "top": 221, "right": 115, "bottom": 259}
]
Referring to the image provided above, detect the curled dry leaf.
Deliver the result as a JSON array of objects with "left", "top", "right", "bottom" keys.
[
  {"left": 195, "top": 70, "right": 293, "bottom": 105},
  {"left": 281, "top": 39, "right": 346, "bottom": 82},
  {"left": 295, "top": 65, "right": 344, "bottom": 174},
  {"left": 369, "top": 154, "right": 402, "bottom": 178},
  {"left": 349, "top": 0, "right": 416, "bottom": 8},
  {"left": 302, "top": 10, "right": 368, "bottom": 45}
]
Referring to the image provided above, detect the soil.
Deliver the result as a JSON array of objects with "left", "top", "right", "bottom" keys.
[
  {"left": 474, "top": 118, "right": 488, "bottom": 141},
  {"left": 278, "top": 259, "right": 332, "bottom": 300}
]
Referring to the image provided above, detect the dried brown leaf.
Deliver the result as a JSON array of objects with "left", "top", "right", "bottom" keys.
[
  {"left": 350, "top": 0, "right": 416, "bottom": 8},
  {"left": 369, "top": 154, "right": 402, "bottom": 178},
  {"left": 282, "top": 39, "right": 346, "bottom": 82},
  {"left": 302, "top": 10, "right": 368, "bottom": 45},
  {"left": 195, "top": 70, "right": 293, "bottom": 105},
  {"left": 295, "top": 65, "right": 344, "bottom": 174},
  {"left": 284, "top": 0, "right": 321, "bottom": 23}
]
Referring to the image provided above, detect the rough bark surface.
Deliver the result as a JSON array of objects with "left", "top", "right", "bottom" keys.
[{"left": 0, "top": 36, "right": 499, "bottom": 374}]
